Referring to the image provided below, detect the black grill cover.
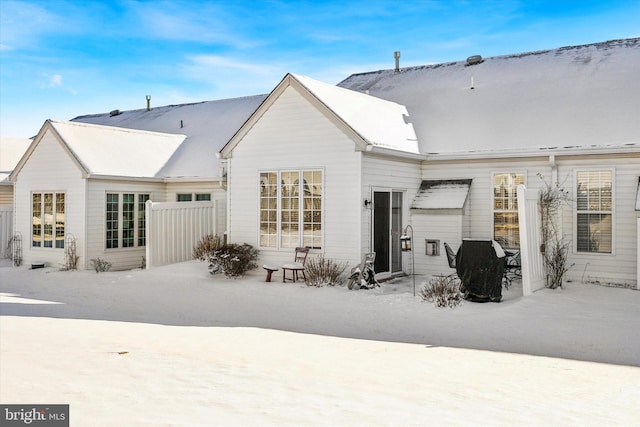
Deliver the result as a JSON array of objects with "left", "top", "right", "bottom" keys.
[{"left": 455, "top": 239, "right": 505, "bottom": 302}]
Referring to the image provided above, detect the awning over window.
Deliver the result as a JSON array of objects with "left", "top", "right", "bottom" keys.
[
  {"left": 635, "top": 177, "right": 640, "bottom": 211},
  {"left": 411, "top": 179, "right": 472, "bottom": 211}
]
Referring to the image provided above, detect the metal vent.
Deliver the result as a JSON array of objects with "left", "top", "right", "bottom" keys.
[{"left": 466, "top": 55, "right": 483, "bottom": 65}]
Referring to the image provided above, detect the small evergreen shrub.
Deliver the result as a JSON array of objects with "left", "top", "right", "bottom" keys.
[
  {"left": 304, "top": 255, "right": 347, "bottom": 287},
  {"left": 215, "top": 243, "right": 259, "bottom": 278},
  {"left": 90, "top": 258, "right": 112, "bottom": 273},
  {"left": 420, "top": 275, "right": 464, "bottom": 308},
  {"left": 194, "top": 235, "right": 259, "bottom": 278}
]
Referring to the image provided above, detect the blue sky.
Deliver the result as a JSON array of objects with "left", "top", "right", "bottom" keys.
[{"left": 1, "top": 0, "right": 639, "bottom": 138}]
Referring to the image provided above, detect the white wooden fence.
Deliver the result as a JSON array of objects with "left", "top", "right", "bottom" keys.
[
  {"left": 145, "top": 200, "right": 217, "bottom": 268},
  {"left": 517, "top": 184, "right": 545, "bottom": 295},
  {"left": 0, "top": 206, "right": 13, "bottom": 258}
]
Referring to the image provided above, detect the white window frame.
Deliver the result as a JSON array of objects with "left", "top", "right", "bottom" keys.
[
  {"left": 574, "top": 168, "right": 615, "bottom": 255},
  {"left": 105, "top": 192, "right": 150, "bottom": 249},
  {"left": 491, "top": 171, "right": 526, "bottom": 249},
  {"left": 177, "top": 193, "right": 212, "bottom": 202},
  {"left": 31, "top": 191, "right": 65, "bottom": 249},
  {"left": 258, "top": 169, "right": 324, "bottom": 250}
]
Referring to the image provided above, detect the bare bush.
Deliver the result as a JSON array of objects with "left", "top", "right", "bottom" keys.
[
  {"left": 192, "top": 234, "right": 225, "bottom": 260},
  {"left": 304, "top": 255, "right": 347, "bottom": 287},
  {"left": 62, "top": 234, "right": 80, "bottom": 270},
  {"left": 538, "top": 174, "right": 574, "bottom": 289},
  {"left": 90, "top": 258, "right": 112, "bottom": 273},
  {"left": 420, "top": 275, "right": 464, "bottom": 308}
]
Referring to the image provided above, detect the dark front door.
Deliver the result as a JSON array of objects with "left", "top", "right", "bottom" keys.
[{"left": 373, "top": 191, "right": 403, "bottom": 275}]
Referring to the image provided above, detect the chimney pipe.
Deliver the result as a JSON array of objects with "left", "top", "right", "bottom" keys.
[
  {"left": 394, "top": 51, "right": 401, "bottom": 72},
  {"left": 146, "top": 95, "right": 151, "bottom": 111}
]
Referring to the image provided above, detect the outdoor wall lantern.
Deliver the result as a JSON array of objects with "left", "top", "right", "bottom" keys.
[
  {"left": 400, "top": 230, "right": 412, "bottom": 252},
  {"left": 401, "top": 224, "right": 415, "bottom": 296}
]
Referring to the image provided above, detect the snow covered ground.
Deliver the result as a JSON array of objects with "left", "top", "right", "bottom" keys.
[{"left": 1, "top": 259, "right": 639, "bottom": 426}]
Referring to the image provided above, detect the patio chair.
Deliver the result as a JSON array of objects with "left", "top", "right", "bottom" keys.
[
  {"left": 282, "top": 247, "right": 310, "bottom": 282},
  {"left": 443, "top": 242, "right": 458, "bottom": 278},
  {"left": 502, "top": 249, "right": 522, "bottom": 289},
  {"left": 347, "top": 252, "right": 378, "bottom": 290}
]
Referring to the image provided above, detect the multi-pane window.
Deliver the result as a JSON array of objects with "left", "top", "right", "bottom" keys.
[
  {"left": 106, "top": 193, "right": 119, "bottom": 249},
  {"left": 106, "top": 193, "right": 149, "bottom": 249},
  {"left": 122, "top": 194, "right": 135, "bottom": 248},
  {"left": 259, "top": 170, "right": 323, "bottom": 249},
  {"left": 32, "top": 192, "right": 65, "bottom": 248},
  {"left": 177, "top": 193, "right": 211, "bottom": 202},
  {"left": 259, "top": 172, "right": 278, "bottom": 248},
  {"left": 576, "top": 170, "right": 613, "bottom": 254},
  {"left": 493, "top": 173, "right": 525, "bottom": 248},
  {"left": 138, "top": 194, "right": 149, "bottom": 246}
]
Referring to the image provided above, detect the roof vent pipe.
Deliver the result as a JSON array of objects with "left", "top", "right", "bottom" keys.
[
  {"left": 394, "top": 51, "right": 401, "bottom": 72},
  {"left": 146, "top": 95, "right": 151, "bottom": 111}
]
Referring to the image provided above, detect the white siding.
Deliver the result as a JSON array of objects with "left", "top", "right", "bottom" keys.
[
  {"left": 228, "top": 84, "right": 363, "bottom": 268},
  {"left": 557, "top": 154, "right": 639, "bottom": 286},
  {"left": 165, "top": 180, "right": 226, "bottom": 235},
  {"left": 12, "top": 130, "right": 86, "bottom": 268},
  {"left": 361, "top": 153, "right": 422, "bottom": 275},
  {"left": 86, "top": 179, "right": 165, "bottom": 271},
  {"left": 409, "top": 212, "right": 463, "bottom": 277},
  {"left": 419, "top": 154, "right": 639, "bottom": 286}
]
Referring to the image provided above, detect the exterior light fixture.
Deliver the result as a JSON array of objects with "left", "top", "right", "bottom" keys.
[
  {"left": 401, "top": 224, "right": 416, "bottom": 296},
  {"left": 400, "top": 231, "right": 412, "bottom": 252}
]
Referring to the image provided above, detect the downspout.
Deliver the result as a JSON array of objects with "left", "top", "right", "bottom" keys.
[
  {"left": 549, "top": 155, "right": 558, "bottom": 186},
  {"left": 225, "top": 159, "right": 231, "bottom": 244}
]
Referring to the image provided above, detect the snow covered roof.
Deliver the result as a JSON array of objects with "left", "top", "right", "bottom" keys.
[
  {"left": 411, "top": 179, "right": 472, "bottom": 210},
  {"left": 338, "top": 38, "right": 640, "bottom": 156},
  {"left": 292, "top": 74, "right": 419, "bottom": 154},
  {"left": 47, "top": 120, "right": 186, "bottom": 178},
  {"left": 72, "top": 95, "right": 267, "bottom": 178},
  {"left": 0, "top": 137, "right": 31, "bottom": 184}
]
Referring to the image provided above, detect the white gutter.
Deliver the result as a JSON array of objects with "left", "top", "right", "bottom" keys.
[
  {"left": 424, "top": 143, "right": 639, "bottom": 161},
  {"left": 86, "top": 174, "right": 165, "bottom": 183},
  {"left": 364, "top": 145, "right": 426, "bottom": 161}
]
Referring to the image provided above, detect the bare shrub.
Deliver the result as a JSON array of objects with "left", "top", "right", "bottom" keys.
[
  {"left": 193, "top": 234, "right": 225, "bottom": 260},
  {"left": 538, "top": 174, "right": 574, "bottom": 289},
  {"left": 61, "top": 234, "right": 80, "bottom": 270},
  {"left": 90, "top": 258, "right": 112, "bottom": 273},
  {"left": 420, "top": 275, "right": 464, "bottom": 308},
  {"left": 304, "top": 255, "right": 347, "bottom": 287}
]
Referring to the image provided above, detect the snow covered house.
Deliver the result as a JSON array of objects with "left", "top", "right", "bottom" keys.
[
  {"left": 9, "top": 95, "right": 266, "bottom": 270},
  {"left": 220, "top": 38, "right": 640, "bottom": 288}
]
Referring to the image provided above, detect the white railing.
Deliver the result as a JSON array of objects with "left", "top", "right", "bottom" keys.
[
  {"left": 145, "top": 200, "right": 217, "bottom": 268},
  {"left": 517, "top": 184, "right": 545, "bottom": 295}
]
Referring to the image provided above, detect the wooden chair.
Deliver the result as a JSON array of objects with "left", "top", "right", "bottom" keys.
[{"left": 282, "top": 247, "right": 310, "bottom": 282}]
